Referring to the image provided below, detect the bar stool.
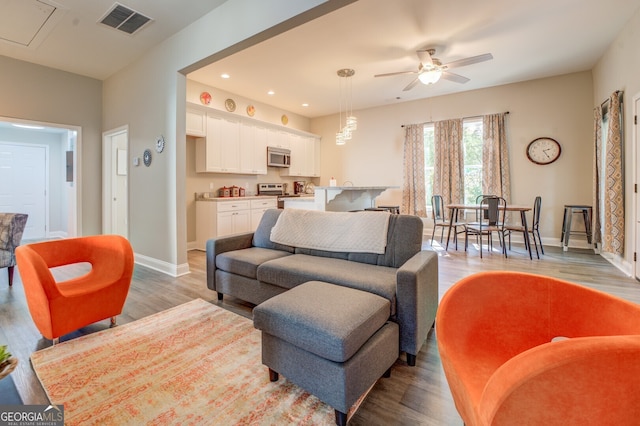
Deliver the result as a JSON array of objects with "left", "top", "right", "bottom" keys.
[{"left": 560, "top": 205, "right": 592, "bottom": 251}]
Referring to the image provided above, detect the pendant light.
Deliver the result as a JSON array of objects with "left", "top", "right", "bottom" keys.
[{"left": 336, "top": 68, "right": 357, "bottom": 145}]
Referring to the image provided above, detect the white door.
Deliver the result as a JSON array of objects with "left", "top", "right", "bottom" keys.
[
  {"left": 0, "top": 142, "right": 48, "bottom": 240},
  {"left": 102, "top": 128, "right": 128, "bottom": 238}
]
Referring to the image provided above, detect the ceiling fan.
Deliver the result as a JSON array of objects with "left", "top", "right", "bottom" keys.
[{"left": 374, "top": 48, "right": 493, "bottom": 91}]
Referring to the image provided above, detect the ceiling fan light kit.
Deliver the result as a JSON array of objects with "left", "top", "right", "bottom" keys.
[
  {"left": 336, "top": 68, "right": 357, "bottom": 145},
  {"left": 374, "top": 47, "right": 493, "bottom": 91}
]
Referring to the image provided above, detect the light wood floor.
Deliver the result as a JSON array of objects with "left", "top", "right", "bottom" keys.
[{"left": 1, "top": 239, "right": 638, "bottom": 425}]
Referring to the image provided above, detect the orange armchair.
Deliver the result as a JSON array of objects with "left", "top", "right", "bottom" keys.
[
  {"left": 436, "top": 271, "right": 640, "bottom": 426},
  {"left": 16, "top": 235, "right": 134, "bottom": 343}
]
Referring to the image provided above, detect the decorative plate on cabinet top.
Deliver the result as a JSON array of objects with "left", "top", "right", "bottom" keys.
[
  {"left": 246, "top": 105, "right": 255, "bottom": 117},
  {"left": 200, "top": 92, "right": 211, "bottom": 105},
  {"left": 281, "top": 114, "right": 288, "bottom": 125},
  {"left": 225, "top": 98, "right": 236, "bottom": 112}
]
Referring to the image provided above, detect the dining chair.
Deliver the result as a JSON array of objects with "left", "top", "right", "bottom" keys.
[
  {"left": 431, "top": 195, "right": 465, "bottom": 249},
  {"left": 0, "top": 213, "right": 28, "bottom": 286},
  {"left": 465, "top": 196, "right": 506, "bottom": 258},
  {"left": 504, "top": 196, "right": 542, "bottom": 259}
]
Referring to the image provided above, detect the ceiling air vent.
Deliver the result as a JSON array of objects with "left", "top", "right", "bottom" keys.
[{"left": 98, "top": 3, "right": 152, "bottom": 35}]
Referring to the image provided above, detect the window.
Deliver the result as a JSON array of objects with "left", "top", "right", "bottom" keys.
[{"left": 424, "top": 119, "right": 484, "bottom": 205}]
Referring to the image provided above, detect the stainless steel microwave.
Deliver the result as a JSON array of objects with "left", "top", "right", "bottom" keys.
[{"left": 267, "top": 146, "right": 291, "bottom": 167}]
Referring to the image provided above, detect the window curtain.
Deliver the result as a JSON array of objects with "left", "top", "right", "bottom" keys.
[
  {"left": 433, "top": 119, "right": 464, "bottom": 205},
  {"left": 401, "top": 124, "right": 427, "bottom": 216},
  {"left": 482, "top": 113, "right": 511, "bottom": 202},
  {"left": 596, "top": 91, "right": 624, "bottom": 255}
]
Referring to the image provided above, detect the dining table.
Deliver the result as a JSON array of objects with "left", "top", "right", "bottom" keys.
[{"left": 444, "top": 203, "right": 535, "bottom": 259}]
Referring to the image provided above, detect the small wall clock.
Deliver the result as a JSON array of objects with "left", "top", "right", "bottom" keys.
[
  {"left": 526, "top": 137, "right": 561, "bottom": 165},
  {"left": 143, "top": 149, "right": 152, "bottom": 167}
]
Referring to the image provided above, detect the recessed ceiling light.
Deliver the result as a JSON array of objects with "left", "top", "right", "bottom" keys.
[
  {"left": 302, "top": 103, "right": 309, "bottom": 107},
  {"left": 268, "top": 90, "right": 275, "bottom": 95},
  {"left": 221, "top": 73, "right": 230, "bottom": 79}
]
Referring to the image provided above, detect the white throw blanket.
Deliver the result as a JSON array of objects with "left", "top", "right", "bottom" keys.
[{"left": 270, "top": 209, "right": 391, "bottom": 254}]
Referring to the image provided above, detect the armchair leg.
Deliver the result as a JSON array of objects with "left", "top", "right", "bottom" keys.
[
  {"left": 8, "top": 266, "right": 14, "bottom": 286},
  {"left": 110, "top": 316, "right": 117, "bottom": 327},
  {"left": 52, "top": 337, "right": 59, "bottom": 345}
]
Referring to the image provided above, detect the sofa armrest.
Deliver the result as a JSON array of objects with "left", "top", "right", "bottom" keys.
[
  {"left": 396, "top": 250, "right": 438, "bottom": 360},
  {"left": 206, "top": 232, "right": 254, "bottom": 291}
]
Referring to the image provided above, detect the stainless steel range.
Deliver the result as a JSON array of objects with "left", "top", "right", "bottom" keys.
[{"left": 257, "top": 183, "right": 300, "bottom": 208}]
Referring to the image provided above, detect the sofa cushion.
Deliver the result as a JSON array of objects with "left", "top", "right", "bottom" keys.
[
  {"left": 253, "top": 280, "right": 391, "bottom": 362},
  {"left": 257, "top": 254, "right": 398, "bottom": 315},
  {"left": 216, "top": 247, "right": 292, "bottom": 279}
]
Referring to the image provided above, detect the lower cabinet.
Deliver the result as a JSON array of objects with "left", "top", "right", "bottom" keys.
[{"left": 196, "top": 198, "right": 277, "bottom": 250}]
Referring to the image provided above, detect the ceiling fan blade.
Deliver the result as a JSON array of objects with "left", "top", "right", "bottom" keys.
[
  {"left": 374, "top": 70, "right": 418, "bottom": 78},
  {"left": 441, "top": 71, "right": 470, "bottom": 84},
  {"left": 443, "top": 53, "right": 493, "bottom": 69},
  {"left": 403, "top": 77, "right": 421, "bottom": 91},
  {"left": 416, "top": 49, "right": 433, "bottom": 66}
]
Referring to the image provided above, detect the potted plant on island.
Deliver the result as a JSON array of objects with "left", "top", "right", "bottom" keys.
[{"left": 0, "top": 345, "right": 17, "bottom": 380}]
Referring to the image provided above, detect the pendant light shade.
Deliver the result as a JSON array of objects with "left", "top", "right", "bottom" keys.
[{"left": 336, "top": 68, "right": 357, "bottom": 145}]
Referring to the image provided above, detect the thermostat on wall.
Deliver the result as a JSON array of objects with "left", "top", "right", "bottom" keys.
[{"left": 133, "top": 157, "right": 140, "bottom": 166}]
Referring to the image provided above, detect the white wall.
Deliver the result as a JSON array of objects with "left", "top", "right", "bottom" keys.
[
  {"left": 312, "top": 71, "right": 594, "bottom": 246},
  {"left": 0, "top": 56, "right": 102, "bottom": 235}
]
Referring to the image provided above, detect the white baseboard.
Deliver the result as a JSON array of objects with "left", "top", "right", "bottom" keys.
[{"left": 134, "top": 253, "right": 190, "bottom": 277}]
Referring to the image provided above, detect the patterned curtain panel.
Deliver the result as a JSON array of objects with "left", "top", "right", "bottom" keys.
[
  {"left": 401, "top": 124, "right": 427, "bottom": 216},
  {"left": 592, "top": 106, "right": 603, "bottom": 248},
  {"left": 482, "top": 113, "right": 511, "bottom": 203},
  {"left": 433, "top": 119, "right": 464, "bottom": 205},
  {"left": 603, "top": 91, "right": 624, "bottom": 255}
]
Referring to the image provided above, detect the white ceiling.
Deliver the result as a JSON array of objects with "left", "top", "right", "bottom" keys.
[{"left": 1, "top": 0, "right": 639, "bottom": 119}]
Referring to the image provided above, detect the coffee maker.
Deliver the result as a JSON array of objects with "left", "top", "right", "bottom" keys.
[{"left": 294, "top": 181, "right": 306, "bottom": 194}]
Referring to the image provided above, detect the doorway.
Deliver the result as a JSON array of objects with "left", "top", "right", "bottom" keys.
[
  {"left": 0, "top": 118, "right": 79, "bottom": 240},
  {"left": 635, "top": 95, "right": 640, "bottom": 279},
  {"left": 102, "top": 126, "right": 129, "bottom": 238}
]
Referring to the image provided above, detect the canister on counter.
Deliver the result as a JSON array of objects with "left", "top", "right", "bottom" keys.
[
  {"left": 218, "top": 187, "right": 230, "bottom": 197},
  {"left": 231, "top": 186, "right": 240, "bottom": 197},
  {"left": 239, "top": 187, "right": 246, "bottom": 197}
]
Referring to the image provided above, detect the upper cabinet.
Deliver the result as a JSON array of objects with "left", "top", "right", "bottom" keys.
[
  {"left": 281, "top": 133, "right": 320, "bottom": 177},
  {"left": 186, "top": 106, "right": 206, "bottom": 137},
  {"left": 196, "top": 115, "right": 240, "bottom": 173},
  {"left": 188, "top": 102, "right": 320, "bottom": 176}
]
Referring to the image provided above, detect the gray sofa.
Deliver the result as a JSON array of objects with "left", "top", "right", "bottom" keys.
[{"left": 206, "top": 209, "right": 438, "bottom": 365}]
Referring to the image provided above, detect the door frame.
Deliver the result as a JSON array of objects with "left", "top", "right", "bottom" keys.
[{"left": 102, "top": 125, "right": 129, "bottom": 237}]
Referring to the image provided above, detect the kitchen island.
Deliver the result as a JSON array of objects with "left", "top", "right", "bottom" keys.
[{"left": 283, "top": 186, "right": 398, "bottom": 212}]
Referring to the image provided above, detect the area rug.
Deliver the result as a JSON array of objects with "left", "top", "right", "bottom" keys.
[{"left": 31, "top": 299, "right": 361, "bottom": 425}]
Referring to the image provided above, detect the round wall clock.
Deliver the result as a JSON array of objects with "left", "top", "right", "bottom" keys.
[
  {"left": 526, "top": 137, "right": 561, "bottom": 165},
  {"left": 155, "top": 135, "right": 165, "bottom": 153},
  {"left": 143, "top": 149, "right": 152, "bottom": 167}
]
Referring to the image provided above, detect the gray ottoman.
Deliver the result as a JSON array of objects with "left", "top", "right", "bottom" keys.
[{"left": 253, "top": 280, "right": 399, "bottom": 426}]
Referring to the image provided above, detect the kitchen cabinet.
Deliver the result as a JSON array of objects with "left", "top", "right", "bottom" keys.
[
  {"left": 195, "top": 197, "right": 277, "bottom": 250},
  {"left": 188, "top": 102, "right": 318, "bottom": 176},
  {"left": 196, "top": 115, "right": 240, "bottom": 173},
  {"left": 250, "top": 198, "right": 277, "bottom": 230},
  {"left": 281, "top": 134, "right": 320, "bottom": 177},
  {"left": 239, "top": 123, "right": 267, "bottom": 175},
  {"left": 186, "top": 106, "right": 206, "bottom": 137}
]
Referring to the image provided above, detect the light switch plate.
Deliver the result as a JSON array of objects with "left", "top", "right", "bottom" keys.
[{"left": 133, "top": 157, "right": 140, "bottom": 166}]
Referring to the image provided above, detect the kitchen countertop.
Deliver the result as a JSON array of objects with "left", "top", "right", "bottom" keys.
[
  {"left": 195, "top": 193, "right": 276, "bottom": 201},
  {"left": 315, "top": 186, "right": 398, "bottom": 190}
]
